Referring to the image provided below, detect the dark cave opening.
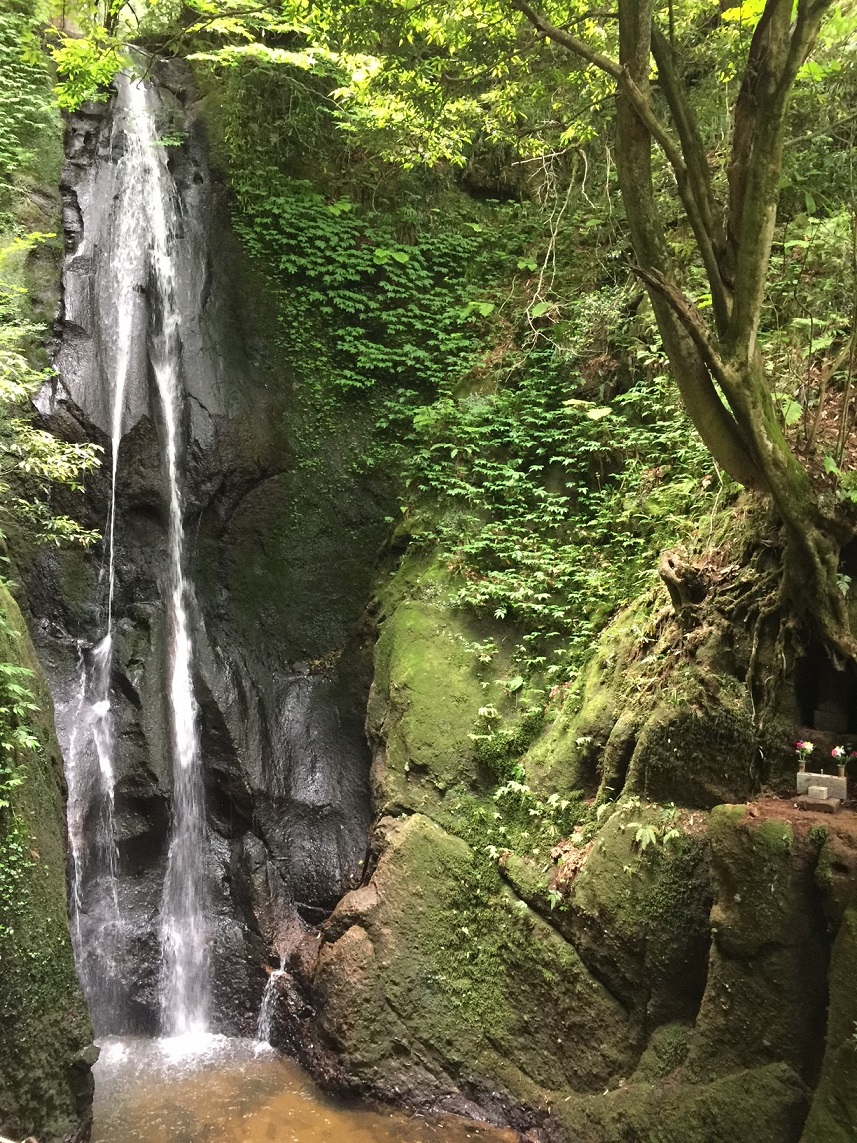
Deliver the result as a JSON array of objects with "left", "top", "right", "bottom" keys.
[{"left": 795, "top": 641, "right": 857, "bottom": 734}]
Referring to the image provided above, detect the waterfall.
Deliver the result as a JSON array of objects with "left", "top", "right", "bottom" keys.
[
  {"left": 64, "top": 72, "right": 156, "bottom": 1033},
  {"left": 65, "top": 74, "right": 210, "bottom": 1037},
  {"left": 256, "top": 962, "right": 285, "bottom": 1044},
  {"left": 120, "top": 77, "right": 211, "bottom": 1038},
  {"left": 65, "top": 642, "right": 123, "bottom": 1031}
]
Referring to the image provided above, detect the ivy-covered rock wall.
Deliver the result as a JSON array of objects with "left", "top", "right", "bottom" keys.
[{"left": 282, "top": 551, "right": 857, "bottom": 1143}]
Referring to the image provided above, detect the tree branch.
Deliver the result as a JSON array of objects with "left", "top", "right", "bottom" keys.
[
  {"left": 509, "top": 0, "right": 622, "bottom": 77},
  {"left": 650, "top": 24, "right": 732, "bottom": 334},
  {"left": 510, "top": 0, "right": 763, "bottom": 488},
  {"left": 630, "top": 265, "right": 731, "bottom": 385},
  {"left": 612, "top": 0, "right": 762, "bottom": 489},
  {"left": 727, "top": 0, "right": 834, "bottom": 363}
]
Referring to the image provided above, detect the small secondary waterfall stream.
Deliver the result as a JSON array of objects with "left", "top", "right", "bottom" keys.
[
  {"left": 65, "top": 74, "right": 209, "bottom": 1037},
  {"left": 256, "top": 961, "right": 285, "bottom": 1044}
]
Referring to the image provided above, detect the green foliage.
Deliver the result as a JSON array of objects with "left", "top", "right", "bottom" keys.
[
  {"left": 0, "top": 1, "right": 55, "bottom": 214},
  {"left": 0, "top": 21, "right": 98, "bottom": 906},
  {"left": 449, "top": 779, "right": 586, "bottom": 862},
  {"left": 0, "top": 239, "right": 101, "bottom": 548},
  {"left": 623, "top": 813, "right": 682, "bottom": 855},
  {"left": 50, "top": 27, "right": 128, "bottom": 110},
  {"left": 0, "top": 594, "right": 39, "bottom": 942},
  {"left": 230, "top": 173, "right": 487, "bottom": 396},
  {"left": 192, "top": 29, "right": 726, "bottom": 688},
  {"left": 404, "top": 335, "right": 718, "bottom": 679}
]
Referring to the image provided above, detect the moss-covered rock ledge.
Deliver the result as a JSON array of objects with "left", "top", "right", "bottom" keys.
[
  {"left": 0, "top": 585, "right": 94, "bottom": 1143},
  {"left": 293, "top": 553, "right": 857, "bottom": 1142}
]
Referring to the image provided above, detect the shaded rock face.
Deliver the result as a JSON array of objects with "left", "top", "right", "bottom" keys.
[
  {"left": 27, "top": 76, "right": 383, "bottom": 1036},
  {"left": 0, "top": 586, "right": 95, "bottom": 1143}
]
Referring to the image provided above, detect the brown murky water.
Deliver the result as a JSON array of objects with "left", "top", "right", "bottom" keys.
[{"left": 91, "top": 1037, "right": 517, "bottom": 1143}]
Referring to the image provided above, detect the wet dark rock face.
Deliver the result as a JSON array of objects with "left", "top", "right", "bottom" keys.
[{"left": 28, "top": 76, "right": 386, "bottom": 1036}]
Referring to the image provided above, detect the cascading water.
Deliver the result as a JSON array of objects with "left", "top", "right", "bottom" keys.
[
  {"left": 256, "top": 961, "right": 285, "bottom": 1045},
  {"left": 65, "top": 74, "right": 210, "bottom": 1038},
  {"left": 135, "top": 75, "right": 213, "bottom": 1037},
  {"left": 119, "top": 75, "right": 211, "bottom": 1038},
  {"left": 64, "top": 72, "right": 156, "bottom": 1033},
  {"left": 65, "top": 638, "right": 123, "bottom": 1031},
  {"left": 48, "top": 51, "right": 372, "bottom": 1063}
]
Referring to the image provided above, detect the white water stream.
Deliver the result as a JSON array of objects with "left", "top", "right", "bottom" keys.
[
  {"left": 122, "top": 76, "right": 211, "bottom": 1037},
  {"left": 65, "top": 74, "right": 156, "bottom": 1030},
  {"left": 256, "top": 962, "right": 285, "bottom": 1044}
]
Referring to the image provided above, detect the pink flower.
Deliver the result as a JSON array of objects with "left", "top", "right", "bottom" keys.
[{"left": 832, "top": 746, "right": 846, "bottom": 759}]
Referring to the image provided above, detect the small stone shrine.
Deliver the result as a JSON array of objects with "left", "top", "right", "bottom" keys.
[{"left": 796, "top": 769, "right": 846, "bottom": 813}]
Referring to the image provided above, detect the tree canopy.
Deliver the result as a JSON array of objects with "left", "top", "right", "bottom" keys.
[{"left": 50, "top": 0, "right": 857, "bottom": 671}]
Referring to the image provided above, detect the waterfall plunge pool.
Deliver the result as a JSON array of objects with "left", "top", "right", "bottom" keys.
[{"left": 91, "top": 1037, "right": 518, "bottom": 1143}]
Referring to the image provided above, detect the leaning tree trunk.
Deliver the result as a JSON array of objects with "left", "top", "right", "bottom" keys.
[{"left": 612, "top": 0, "right": 854, "bottom": 663}]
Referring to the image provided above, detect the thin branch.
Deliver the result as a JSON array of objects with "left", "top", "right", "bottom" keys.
[
  {"left": 809, "top": 332, "right": 856, "bottom": 450},
  {"left": 727, "top": 0, "right": 834, "bottom": 363},
  {"left": 788, "top": 109, "right": 857, "bottom": 147},
  {"left": 630, "top": 264, "right": 734, "bottom": 392},
  {"left": 510, "top": 0, "right": 622, "bottom": 77},
  {"left": 651, "top": 23, "right": 732, "bottom": 333}
]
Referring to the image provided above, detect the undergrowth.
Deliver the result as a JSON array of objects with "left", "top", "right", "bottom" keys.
[{"left": 204, "top": 58, "right": 725, "bottom": 686}]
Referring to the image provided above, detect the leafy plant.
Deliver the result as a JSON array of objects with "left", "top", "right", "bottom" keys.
[
  {"left": 0, "top": 3, "right": 55, "bottom": 215},
  {"left": 620, "top": 802, "right": 684, "bottom": 856},
  {"left": 0, "top": 240, "right": 101, "bottom": 548}
]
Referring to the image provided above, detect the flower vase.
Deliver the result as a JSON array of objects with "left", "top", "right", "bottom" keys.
[
  {"left": 798, "top": 760, "right": 806, "bottom": 773},
  {"left": 838, "top": 763, "right": 846, "bottom": 778}
]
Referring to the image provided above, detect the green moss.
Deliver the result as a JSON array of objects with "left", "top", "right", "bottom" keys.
[
  {"left": 500, "top": 851, "right": 553, "bottom": 906},
  {"left": 625, "top": 694, "right": 760, "bottom": 809},
  {"left": 758, "top": 819, "right": 794, "bottom": 854},
  {"left": 0, "top": 586, "right": 92, "bottom": 1141},
  {"left": 630, "top": 1021, "right": 691, "bottom": 1082},
  {"left": 799, "top": 907, "right": 857, "bottom": 1142},
  {"left": 369, "top": 552, "right": 527, "bottom": 812},
  {"left": 522, "top": 601, "right": 647, "bottom": 796},
  {"left": 554, "top": 806, "right": 712, "bottom": 1030},
  {"left": 552, "top": 1063, "right": 809, "bottom": 1143},
  {"left": 316, "top": 813, "right": 636, "bottom": 1103},
  {"left": 705, "top": 807, "right": 798, "bottom": 953},
  {"left": 371, "top": 597, "right": 482, "bottom": 804},
  {"left": 683, "top": 807, "right": 826, "bottom": 1087}
]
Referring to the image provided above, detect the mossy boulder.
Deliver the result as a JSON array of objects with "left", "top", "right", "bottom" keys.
[
  {"left": 367, "top": 553, "right": 522, "bottom": 815},
  {"left": 800, "top": 906, "right": 857, "bottom": 1141},
  {"left": 307, "top": 812, "right": 636, "bottom": 1125},
  {"left": 552, "top": 1062, "right": 809, "bottom": 1143},
  {"left": 368, "top": 599, "right": 483, "bottom": 809},
  {"left": 0, "top": 585, "right": 94, "bottom": 1142},
  {"left": 682, "top": 807, "right": 827, "bottom": 1085},
  {"left": 522, "top": 604, "right": 647, "bottom": 796},
  {"left": 523, "top": 592, "right": 793, "bottom": 809},
  {"left": 560, "top": 807, "right": 712, "bottom": 1033},
  {"left": 354, "top": 553, "right": 825, "bottom": 1140}
]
